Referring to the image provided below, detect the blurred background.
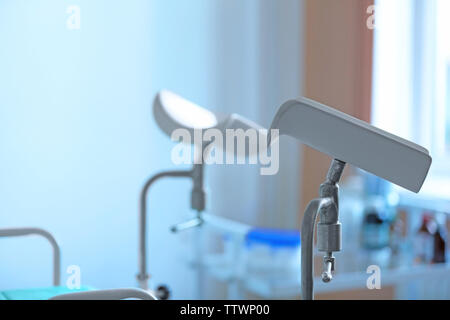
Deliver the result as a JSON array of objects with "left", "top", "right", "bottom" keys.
[{"left": 0, "top": 0, "right": 448, "bottom": 300}]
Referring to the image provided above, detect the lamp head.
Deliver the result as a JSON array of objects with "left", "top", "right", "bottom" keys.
[{"left": 268, "top": 97, "right": 432, "bottom": 193}]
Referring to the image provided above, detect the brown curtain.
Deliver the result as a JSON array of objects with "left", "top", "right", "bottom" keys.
[{"left": 300, "top": 0, "right": 398, "bottom": 299}]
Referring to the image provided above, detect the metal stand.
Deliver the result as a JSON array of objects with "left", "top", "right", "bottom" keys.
[
  {"left": 301, "top": 159, "right": 346, "bottom": 300},
  {"left": 137, "top": 163, "right": 205, "bottom": 296}
]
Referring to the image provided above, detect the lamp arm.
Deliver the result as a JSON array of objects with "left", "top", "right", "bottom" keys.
[{"left": 137, "top": 169, "right": 192, "bottom": 290}]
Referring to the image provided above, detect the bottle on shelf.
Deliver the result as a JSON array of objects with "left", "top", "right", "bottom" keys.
[
  {"left": 359, "top": 197, "right": 392, "bottom": 268},
  {"left": 432, "top": 213, "right": 447, "bottom": 264},
  {"left": 413, "top": 213, "right": 435, "bottom": 265}
]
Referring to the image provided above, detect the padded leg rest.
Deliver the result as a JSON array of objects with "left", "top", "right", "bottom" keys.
[{"left": 0, "top": 286, "right": 94, "bottom": 300}]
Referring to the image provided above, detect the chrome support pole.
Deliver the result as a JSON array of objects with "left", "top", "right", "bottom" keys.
[
  {"left": 0, "top": 228, "right": 61, "bottom": 286},
  {"left": 301, "top": 159, "right": 346, "bottom": 300},
  {"left": 137, "top": 169, "right": 193, "bottom": 291}
]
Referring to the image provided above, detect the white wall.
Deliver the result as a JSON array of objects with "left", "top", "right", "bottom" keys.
[
  {"left": 0, "top": 0, "right": 303, "bottom": 298},
  {"left": 209, "top": 0, "right": 303, "bottom": 229}
]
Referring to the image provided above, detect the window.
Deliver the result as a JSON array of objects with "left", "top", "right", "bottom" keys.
[
  {"left": 437, "top": 0, "right": 450, "bottom": 153},
  {"left": 434, "top": 0, "right": 450, "bottom": 161},
  {"left": 446, "top": 65, "right": 450, "bottom": 151},
  {"left": 372, "top": 0, "right": 450, "bottom": 189}
]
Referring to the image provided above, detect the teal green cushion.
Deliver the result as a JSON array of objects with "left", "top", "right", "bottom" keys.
[{"left": 1, "top": 286, "right": 94, "bottom": 300}]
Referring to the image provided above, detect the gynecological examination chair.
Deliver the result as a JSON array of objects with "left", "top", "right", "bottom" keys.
[
  {"left": 0, "top": 229, "right": 155, "bottom": 300},
  {"left": 1, "top": 92, "right": 431, "bottom": 300},
  {"left": 0, "top": 90, "right": 264, "bottom": 300},
  {"left": 140, "top": 91, "right": 432, "bottom": 300},
  {"left": 267, "top": 98, "right": 431, "bottom": 299},
  {"left": 138, "top": 90, "right": 267, "bottom": 298}
]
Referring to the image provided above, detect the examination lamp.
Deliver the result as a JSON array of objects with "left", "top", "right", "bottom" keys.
[
  {"left": 138, "top": 90, "right": 265, "bottom": 293},
  {"left": 268, "top": 97, "right": 432, "bottom": 300}
]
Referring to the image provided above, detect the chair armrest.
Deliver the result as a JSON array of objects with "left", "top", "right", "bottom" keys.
[{"left": 0, "top": 228, "right": 60, "bottom": 286}]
